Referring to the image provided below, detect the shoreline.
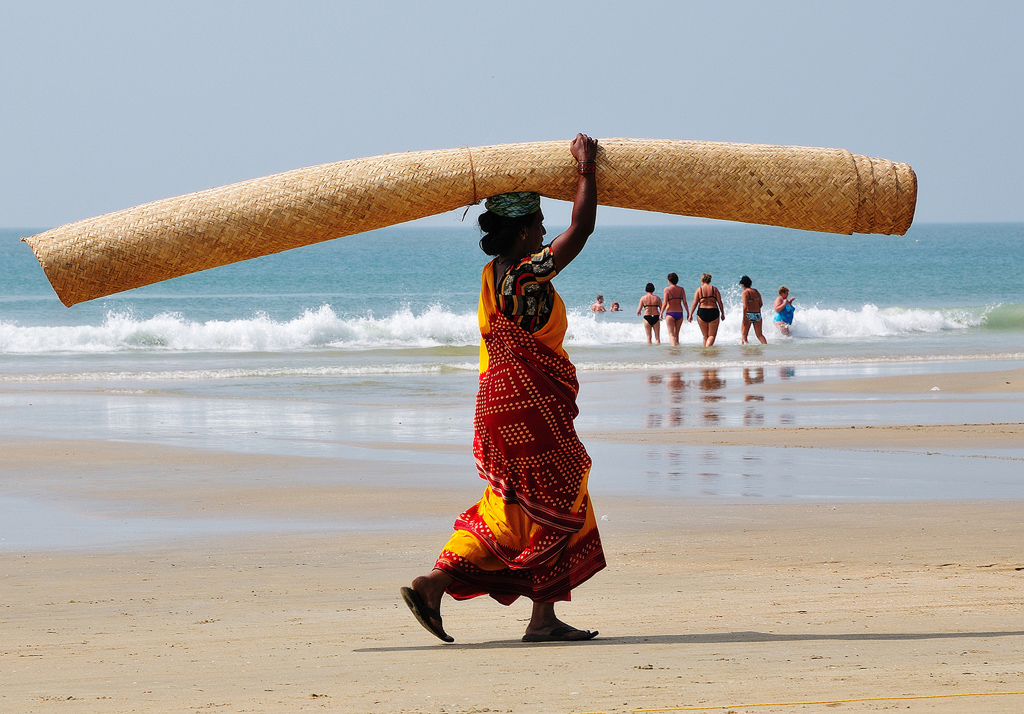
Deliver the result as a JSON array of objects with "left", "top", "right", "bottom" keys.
[
  {"left": 3, "top": 358, "right": 1024, "bottom": 711},
  {"left": 585, "top": 422, "right": 1024, "bottom": 451}
]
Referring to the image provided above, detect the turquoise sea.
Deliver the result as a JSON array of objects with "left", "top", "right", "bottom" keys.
[
  {"left": 3, "top": 221, "right": 1023, "bottom": 370},
  {"left": 2, "top": 220, "right": 1023, "bottom": 531}
]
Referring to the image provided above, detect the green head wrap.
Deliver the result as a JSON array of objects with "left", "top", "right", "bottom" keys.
[{"left": 484, "top": 192, "right": 541, "bottom": 218}]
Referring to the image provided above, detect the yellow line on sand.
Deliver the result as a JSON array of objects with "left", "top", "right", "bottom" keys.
[{"left": 625, "top": 690, "right": 1024, "bottom": 712}]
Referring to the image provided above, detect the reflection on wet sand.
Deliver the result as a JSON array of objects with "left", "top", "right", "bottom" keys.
[
  {"left": 666, "top": 449, "right": 684, "bottom": 482},
  {"left": 701, "top": 408, "right": 721, "bottom": 424},
  {"left": 700, "top": 369, "right": 726, "bottom": 402},
  {"left": 646, "top": 374, "right": 665, "bottom": 429},
  {"left": 776, "top": 367, "right": 795, "bottom": 423},
  {"left": 698, "top": 369, "right": 724, "bottom": 422},
  {"left": 744, "top": 366, "right": 765, "bottom": 405},
  {"left": 637, "top": 365, "right": 805, "bottom": 433},
  {"left": 741, "top": 453, "right": 764, "bottom": 497},
  {"left": 742, "top": 366, "right": 766, "bottom": 420},
  {"left": 636, "top": 442, "right": 770, "bottom": 498},
  {"left": 698, "top": 449, "right": 719, "bottom": 494},
  {"left": 645, "top": 371, "right": 695, "bottom": 428},
  {"left": 635, "top": 367, "right": 773, "bottom": 496},
  {"left": 667, "top": 372, "right": 685, "bottom": 402},
  {"left": 586, "top": 361, "right": 1024, "bottom": 501},
  {"left": 743, "top": 367, "right": 765, "bottom": 385}
]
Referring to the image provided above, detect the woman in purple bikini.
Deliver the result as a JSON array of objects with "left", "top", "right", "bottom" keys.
[{"left": 662, "top": 273, "right": 689, "bottom": 346}]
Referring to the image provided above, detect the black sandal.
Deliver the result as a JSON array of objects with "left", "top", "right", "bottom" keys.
[
  {"left": 522, "top": 626, "right": 598, "bottom": 642},
  {"left": 400, "top": 586, "right": 454, "bottom": 643}
]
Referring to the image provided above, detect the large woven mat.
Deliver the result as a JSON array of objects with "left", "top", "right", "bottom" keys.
[{"left": 24, "top": 138, "right": 916, "bottom": 306}]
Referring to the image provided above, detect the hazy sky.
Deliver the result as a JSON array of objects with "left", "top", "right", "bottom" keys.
[{"left": 2, "top": 1, "right": 1021, "bottom": 229}]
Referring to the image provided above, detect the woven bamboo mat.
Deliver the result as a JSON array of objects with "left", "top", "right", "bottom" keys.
[{"left": 24, "top": 138, "right": 916, "bottom": 306}]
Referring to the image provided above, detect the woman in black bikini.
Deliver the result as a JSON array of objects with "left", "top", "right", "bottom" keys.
[
  {"left": 662, "top": 273, "right": 689, "bottom": 346},
  {"left": 689, "top": 273, "right": 725, "bottom": 347},
  {"left": 637, "top": 282, "right": 662, "bottom": 345}
]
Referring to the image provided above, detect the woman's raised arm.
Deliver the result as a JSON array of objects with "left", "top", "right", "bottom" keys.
[{"left": 549, "top": 133, "right": 598, "bottom": 270}]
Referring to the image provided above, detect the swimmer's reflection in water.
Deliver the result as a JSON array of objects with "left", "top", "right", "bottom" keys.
[
  {"left": 646, "top": 372, "right": 688, "bottom": 426},
  {"left": 744, "top": 406, "right": 765, "bottom": 427},
  {"left": 744, "top": 367, "right": 765, "bottom": 403},
  {"left": 667, "top": 372, "right": 685, "bottom": 403},
  {"left": 700, "top": 368, "right": 725, "bottom": 402},
  {"left": 700, "top": 368, "right": 725, "bottom": 392},
  {"left": 702, "top": 408, "right": 721, "bottom": 424}
]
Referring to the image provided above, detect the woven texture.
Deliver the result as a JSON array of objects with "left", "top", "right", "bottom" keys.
[{"left": 24, "top": 138, "right": 917, "bottom": 306}]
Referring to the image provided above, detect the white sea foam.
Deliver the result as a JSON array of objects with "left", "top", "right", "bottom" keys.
[
  {"left": 4, "top": 352, "right": 1022, "bottom": 384},
  {"left": 788, "top": 304, "right": 984, "bottom": 338},
  {"left": 0, "top": 362, "right": 481, "bottom": 383},
  {"left": 0, "top": 302, "right": 998, "bottom": 355},
  {"left": 0, "top": 305, "right": 479, "bottom": 354}
]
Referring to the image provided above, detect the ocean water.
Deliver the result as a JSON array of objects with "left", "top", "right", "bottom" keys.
[
  {"left": 3, "top": 220, "right": 1022, "bottom": 448},
  {"left": 2, "top": 221, "right": 1024, "bottom": 541},
  {"left": 3, "top": 222, "right": 1023, "bottom": 372}
]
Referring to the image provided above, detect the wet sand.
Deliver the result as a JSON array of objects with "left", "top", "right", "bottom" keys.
[
  {"left": 758, "top": 366, "right": 1024, "bottom": 395},
  {"left": 585, "top": 422, "right": 1024, "bottom": 450},
  {"left": 2, "top": 364, "right": 1024, "bottom": 713}
]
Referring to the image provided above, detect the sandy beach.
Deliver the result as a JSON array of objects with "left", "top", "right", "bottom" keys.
[
  {"left": 5, "top": 0, "right": 1024, "bottom": 709},
  {"left": 2, "top": 362, "right": 1023, "bottom": 713}
]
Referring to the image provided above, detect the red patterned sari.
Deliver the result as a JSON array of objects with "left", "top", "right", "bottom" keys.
[{"left": 434, "top": 259, "right": 605, "bottom": 604}]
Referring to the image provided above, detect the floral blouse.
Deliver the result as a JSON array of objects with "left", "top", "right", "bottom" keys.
[{"left": 495, "top": 246, "right": 558, "bottom": 333}]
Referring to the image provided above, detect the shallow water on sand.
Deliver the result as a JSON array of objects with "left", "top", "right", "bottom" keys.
[{"left": 3, "top": 223, "right": 1024, "bottom": 548}]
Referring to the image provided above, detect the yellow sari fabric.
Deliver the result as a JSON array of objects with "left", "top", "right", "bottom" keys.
[
  {"left": 478, "top": 259, "right": 569, "bottom": 372},
  {"left": 435, "top": 260, "right": 604, "bottom": 604}
]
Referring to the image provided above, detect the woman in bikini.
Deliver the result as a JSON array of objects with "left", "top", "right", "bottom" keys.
[
  {"left": 662, "top": 273, "right": 689, "bottom": 346},
  {"left": 689, "top": 273, "right": 725, "bottom": 347},
  {"left": 637, "top": 283, "right": 662, "bottom": 345},
  {"left": 739, "top": 275, "right": 767, "bottom": 345}
]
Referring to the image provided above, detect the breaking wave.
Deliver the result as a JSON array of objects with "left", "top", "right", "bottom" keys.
[{"left": 0, "top": 302, "right": 1003, "bottom": 354}]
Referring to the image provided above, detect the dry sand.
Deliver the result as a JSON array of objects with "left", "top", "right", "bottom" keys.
[{"left": 3, "top": 366, "right": 1024, "bottom": 713}]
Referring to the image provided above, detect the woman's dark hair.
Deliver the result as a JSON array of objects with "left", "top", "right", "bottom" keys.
[
  {"left": 478, "top": 210, "right": 539, "bottom": 256},
  {"left": 645, "top": 282, "right": 656, "bottom": 293},
  {"left": 667, "top": 273, "right": 678, "bottom": 285}
]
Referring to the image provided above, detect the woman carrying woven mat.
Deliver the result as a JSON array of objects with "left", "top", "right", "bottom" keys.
[{"left": 401, "top": 134, "right": 605, "bottom": 643}]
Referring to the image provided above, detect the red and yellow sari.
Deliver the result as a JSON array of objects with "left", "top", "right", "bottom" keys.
[{"left": 434, "top": 261, "right": 605, "bottom": 604}]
